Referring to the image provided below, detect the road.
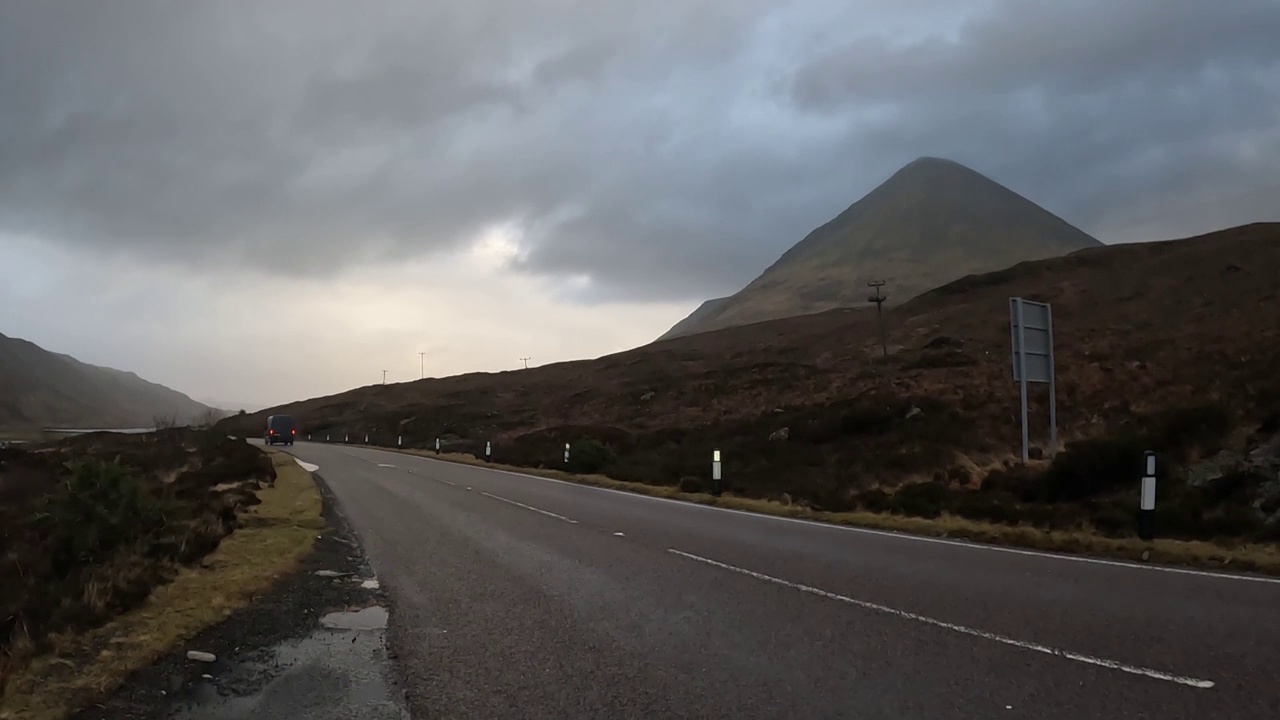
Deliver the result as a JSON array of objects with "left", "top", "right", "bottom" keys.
[{"left": 281, "top": 441, "right": 1280, "bottom": 719}]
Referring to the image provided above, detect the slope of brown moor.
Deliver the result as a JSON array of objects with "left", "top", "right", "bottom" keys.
[{"left": 223, "top": 223, "right": 1280, "bottom": 494}]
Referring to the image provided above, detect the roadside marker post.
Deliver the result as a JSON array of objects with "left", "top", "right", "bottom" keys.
[
  {"left": 397, "top": 435, "right": 402, "bottom": 447},
  {"left": 435, "top": 437, "right": 441, "bottom": 455},
  {"left": 1139, "top": 451, "right": 1157, "bottom": 541},
  {"left": 307, "top": 434, "right": 311, "bottom": 441},
  {"left": 326, "top": 434, "right": 330, "bottom": 442},
  {"left": 712, "top": 449, "right": 723, "bottom": 497},
  {"left": 564, "top": 442, "right": 570, "bottom": 466},
  {"left": 345, "top": 434, "right": 349, "bottom": 443},
  {"left": 365, "top": 434, "right": 369, "bottom": 444},
  {"left": 485, "top": 441, "right": 492, "bottom": 463}
]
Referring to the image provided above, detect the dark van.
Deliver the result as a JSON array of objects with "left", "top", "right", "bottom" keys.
[{"left": 266, "top": 415, "right": 297, "bottom": 445}]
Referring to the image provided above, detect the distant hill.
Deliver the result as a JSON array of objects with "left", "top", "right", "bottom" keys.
[
  {"left": 221, "top": 223, "right": 1280, "bottom": 539},
  {"left": 0, "top": 332, "right": 212, "bottom": 429},
  {"left": 658, "top": 157, "right": 1101, "bottom": 340}
]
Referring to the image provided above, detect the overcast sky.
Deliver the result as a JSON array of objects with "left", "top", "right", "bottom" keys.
[{"left": 2, "top": 0, "right": 1277, "bottom": 408}]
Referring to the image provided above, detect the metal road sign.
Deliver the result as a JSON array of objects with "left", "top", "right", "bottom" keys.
[
  {"left": 1010, "top": 298, "right": 1053, "bottom": 383},
  {"left": 1009, "top": 297, "right": 1058, "bottom": 462}
]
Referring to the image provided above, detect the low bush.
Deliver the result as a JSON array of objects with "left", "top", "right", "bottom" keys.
[
  {"left": 677, "top": 476, "right": 703, "bottom": 493},
  {"left": 567, "top": 438, "right": 617, "bottom": 474},
  {"left": 1038, "top": 435, "right": 1149, "bottom": 502},
  {"left": 1149, "top": 404, "right": 1233, "bottom": 460}
]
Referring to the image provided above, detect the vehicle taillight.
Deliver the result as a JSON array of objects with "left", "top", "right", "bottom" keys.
[
  {"left": 292, "top": 429, "right": 297, "bottom": 435},
  {"left": 269, "top": 430, "right": 276, "bottom": 434}
]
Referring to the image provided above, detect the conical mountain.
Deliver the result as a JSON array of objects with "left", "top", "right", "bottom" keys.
[{"left": 658, "top": 157, "right": 1101, "bottom": 340}]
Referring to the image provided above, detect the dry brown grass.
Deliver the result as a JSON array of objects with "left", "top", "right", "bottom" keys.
[
  {"left": 375, "top": 446, "right": 1280, "bottom": 576},
  {"left": 0, "top": 450, "right": 322, "bottom": 720}
]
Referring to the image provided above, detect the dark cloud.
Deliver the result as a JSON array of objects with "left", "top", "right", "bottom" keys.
[{"left": 2, "top": 0, "right": 1278, "bottom": 302}]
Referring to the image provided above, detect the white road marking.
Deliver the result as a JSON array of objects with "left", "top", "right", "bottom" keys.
[
  {"left": 346, "top": 445, "right": 1280, "bottom": 585},
  {"left": 614, "top": 532, "right": 626, "bottom": 537},
  {"left": 437, "top": 478, "right": 458, "bottom": 486},
  {"left": 481, "top": 491, "right": 579, "bottom": 524},
  {"left": 295, "top": 460, "right": 320, "bottom": 472},
  {"left": 667, "top": 549, "right": 1216, "bottom": 689},
  {"left": 377, "top": 463, "right": 396, "bottom": 468}
]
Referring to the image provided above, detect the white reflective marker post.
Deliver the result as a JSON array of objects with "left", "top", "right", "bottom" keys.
[
  {"left": 397, "top": 435, "right": 402, "bottom": 447},
  {"left": 435, "top": 437, "right": 441, "bottom": 455},
  {"left": 564, "top": 442, "right": 570, "bottom": 466},
  {"left": 712, "top": 449, "right": 723, "bottom": 497},
  {"left": 485, "top": 441, "right": 492, "bottom": 463},
  {"left": 1139, "top": 451, "right": 1157, "bottom": 541}
]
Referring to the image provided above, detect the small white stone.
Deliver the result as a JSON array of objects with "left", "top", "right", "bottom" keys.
[{"left": 186, "top": 651, "right": 216, "bottom": 663}]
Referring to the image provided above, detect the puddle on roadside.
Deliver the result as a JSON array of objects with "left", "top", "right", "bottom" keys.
[
  {"left": 171, "top": 608, "right": 405, "bottom": 720},
  {"left": 320, "top": 605, "right": 388, "bottom": 630}
]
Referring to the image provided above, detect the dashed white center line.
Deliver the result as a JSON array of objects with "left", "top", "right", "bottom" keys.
[
  {"left": 667, "top": 549, "right": 1216, "bottom": 690},
  {"left": 377, "top": 463, "right": 396, "bottom": 468},
  {"left": 480, "top": 491, "right": 579, "bottom": 524}
]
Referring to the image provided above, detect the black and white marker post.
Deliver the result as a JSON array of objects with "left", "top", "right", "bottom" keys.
[
  {"left": 364, "top": 434, "right": 369, "bottom": 444},
  {"left": 485, "top": 441, "right": 492, "bottom": 463},
  {"left": 564, "top": 442, "right": 570, "bottom": 467},
  {"left": 397, "top": 435, "right": 402, "bottom": 447},
  {"left": 1139, "top": 451, "right": 1157, "bottom": 541},
  {"left": 711, "top": 449, "right": 723, "bottom": 497},
  {"left": 435, "top": 437, "right": 441, "bottom": 455}
]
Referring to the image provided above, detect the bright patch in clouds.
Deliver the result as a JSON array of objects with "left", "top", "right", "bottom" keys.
[{"left": 0, "top": 233, "right": 691, "bottom": 408}]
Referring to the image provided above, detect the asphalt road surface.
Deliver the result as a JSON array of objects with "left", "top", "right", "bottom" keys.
[{"left": 280, "top": 441, "right": 1280, "bottom": 719}]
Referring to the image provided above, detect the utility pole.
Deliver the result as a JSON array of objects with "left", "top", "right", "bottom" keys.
[
  {"left": 520, "top": 357, "right": 531, "bottom": 370},
  {"left": 382, "top": 370, "right": 388, "bottom": 385},
  {"left": 418, "top": 352, "right": 426, "bottom": 379},
  {"left": 867, "top": 280, "right": 888, "bottom": 357}
]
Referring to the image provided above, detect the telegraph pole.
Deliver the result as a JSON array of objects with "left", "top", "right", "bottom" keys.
[
  {"left": 520, "top": 357, "right": 531, "bottom": 370},
  {"left": 418, "top": 352, "right": 426, "bottom": 379},
  {"left": 867, "top": 280, "right": 888, "bottom": 357},
  {"left": 382, "top": 369, "right": 388, "bottom": 385}
]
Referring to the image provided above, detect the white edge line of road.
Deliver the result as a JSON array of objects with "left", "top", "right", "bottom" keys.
[
  {"left": 335, "top": 445, "right": 1280, "bottom": 585},
  {"left": 480, "top": 491, "right": 578, "bottom": 524},
  {"left": 295, "top": 459, "right": 320, "bottom": 472},
  {"left": 667, "top": 549, "right": 1216, "bottom": 690}
]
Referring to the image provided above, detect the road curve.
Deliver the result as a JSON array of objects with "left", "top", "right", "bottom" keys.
[{"left": 280, "top": 441, "right": 1280, "bottom": 719}]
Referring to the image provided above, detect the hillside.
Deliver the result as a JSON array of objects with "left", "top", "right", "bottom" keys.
[
  {"left": 0, "top": 333, "right": 212, "bottom": 430},
  {"left": 223, "top": 223, "right": 1280, "bottom": 543},
  {"left": 658, "top": 157, "right": 1100, "bottom": 340}
]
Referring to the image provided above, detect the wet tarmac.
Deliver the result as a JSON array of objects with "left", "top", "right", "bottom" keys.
[{"left": 173, "top": 614, "right": 405, "bottom": 720}]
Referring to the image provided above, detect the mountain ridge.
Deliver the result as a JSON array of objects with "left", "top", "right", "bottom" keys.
[
  {"left": 0, "top": 331, "right": 212, "bottom": 429},
  {"left": 658, "top": 157, "right": 1101, "bottom": 340}
]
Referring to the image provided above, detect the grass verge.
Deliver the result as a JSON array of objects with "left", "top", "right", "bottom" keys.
[
  {"left": 365, "top": 445, "right": 1280, "bottom": 576},
  {"left": 0, "top": 450, "right": 322, "bottom": 720}
]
